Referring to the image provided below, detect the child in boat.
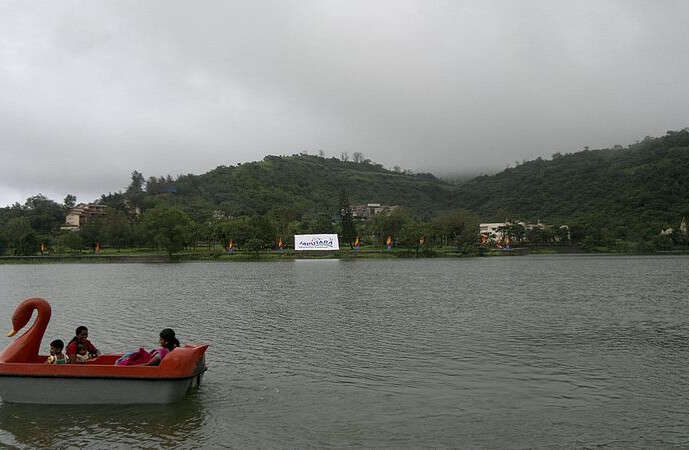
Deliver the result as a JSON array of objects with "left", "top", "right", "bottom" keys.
[
  {"left": 115, "top": 328, "right": 180, "bottom": 366},
  {"left": 75, "top": 342, "right": 90, "bottom": 363},
  {"left": 45, "top": 339, "right": 69, "bottom": 364},
  {"left": 66, "top": 325, "right": 100, "bottom": 364}
]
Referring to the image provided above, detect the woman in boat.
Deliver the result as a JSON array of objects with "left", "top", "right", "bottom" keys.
[
  {"left": 66, "top": 325, "right": 100, "bottom": 364},
  {"left": 115, "top": 328, "right": 180, "bottom": 366},
  {"left": 147, "top": 328, "right": 180, "bottom": 366}
]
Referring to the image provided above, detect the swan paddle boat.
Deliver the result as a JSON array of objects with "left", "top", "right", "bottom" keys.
[{"left": 0, "top": 298, "right": 208, "bottom": 404}]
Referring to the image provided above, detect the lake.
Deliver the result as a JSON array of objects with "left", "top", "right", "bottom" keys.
[{"left": 0, "top": 255, "right": 688, "bottom": 448}]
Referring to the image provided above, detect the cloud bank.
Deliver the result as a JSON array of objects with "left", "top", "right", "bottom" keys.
[{"left": 1, "top": 0, "right": 688, "bottom": 205}]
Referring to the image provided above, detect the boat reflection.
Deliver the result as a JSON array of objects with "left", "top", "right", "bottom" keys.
[{"left": 0, "top": 393, "right": 207, "bottom": 448}]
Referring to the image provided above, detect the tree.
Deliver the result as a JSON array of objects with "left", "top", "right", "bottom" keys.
[
  {"left": 304, "top": 213, "right": 335, "bottom": 234},
  {"left": 247, "top": 215, "right": 276, "bottom": 247},
  {"left": 63, "top": 194, "right": 77, "bottom": 209},
  {"left": 370, "top": 208, "right": 411, "bottom": 245},
  {"left": 56, "top": 231, "right": 83, "bottom": 253},
  {"left": 399, "top": 220, "right": 427, "bottom": 251},
  {"left": 338, "top": 190, "right": 356, "bottom": 248},
  {"left": 23, "top": 194, "right": 65, "bottom": 233},
  {"left": 143, "top": 206, "right": 193, "bottom": 256},
  {"left": 352, "top": 152, "right": 364, "bottom": 163},
  {"left": 79, "top": 217, "right": 106, "bottom": 250},
  {"left": 286, "top": 220, "right": 302, "bottom": 247},
  {"left": 127, "top": 170, "right": 145, "bottom": 195},
  {"left": 5, "top": 217, "right": 37, "bottom": 255},
  {"left": 189, "top": 221, "right": 214, "bottom": 250},
  {"left": 126, "top": 170, "right": 146, "bottom": 209},
  {"left": 554, "top": 226, "right": 571, "bottom": 244},
  {"left": 214, "top": 217, "right": 249, "bottom": 246},
  {"left": 102, "top": 211, "right": 133, "bottom": 248},
  {"left": 244, "top": 238, "right": 264, "bottom": 256},
  {"left": 431, "top": 209, "right": 480, "bottom": 248}
]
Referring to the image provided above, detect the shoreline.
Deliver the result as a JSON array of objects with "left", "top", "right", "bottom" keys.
[{"left": 1, "top": 246, "right": 688, "bottom": 264}]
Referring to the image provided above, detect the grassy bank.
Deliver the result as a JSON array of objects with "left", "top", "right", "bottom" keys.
[
  {"left": 0, "top": 245, "right": 477, "bottom": 264},
  {"left": 4, "top": 244, "right": 684, "bottom": 264}
]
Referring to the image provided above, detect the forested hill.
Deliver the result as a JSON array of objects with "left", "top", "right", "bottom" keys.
[
  {"left": 3, "top": 129, "right": 689, "bottom": 254},
  {"left": 121, "top": 155, "right": 455, "bottom": 218},
  {"left": 453, "top": 129, "right": 689, "bottom": 241}
]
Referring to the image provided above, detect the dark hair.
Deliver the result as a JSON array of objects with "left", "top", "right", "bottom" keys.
[
  {"left": 159, "top": 328, "right": 180, "bottom": 351},
  {"left": 50, "top": 339, "right": 64, "bottom": 350},
  {"left": 69, "top": 326, "right": 89, "bottom": 344}
]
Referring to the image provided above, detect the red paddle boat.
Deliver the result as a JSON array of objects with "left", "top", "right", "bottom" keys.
[{"left": 0, "top": 298, "right": 208, "bottom": 404}]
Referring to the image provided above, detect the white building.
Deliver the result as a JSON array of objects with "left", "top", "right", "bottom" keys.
[
  {"left": 479, "top": 221, "right": 566, "bottom": 244},
  {"left": 479, "top": 222, "right": 509, "bottom": 242},
  {"left": 351, "top": 203, "right": 399, "bottom": 219}
]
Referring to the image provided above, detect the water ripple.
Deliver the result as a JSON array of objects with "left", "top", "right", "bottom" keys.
[{"left": 0, "top": 256, "right": 688, "bottom": 447}]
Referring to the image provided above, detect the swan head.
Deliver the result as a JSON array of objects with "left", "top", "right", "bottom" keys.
[
  {"left": 8, "top": 305, "right": 33, "bottom": 337},
  {"left": 7, "top": 297, "right": 50, "bottom": 337}
]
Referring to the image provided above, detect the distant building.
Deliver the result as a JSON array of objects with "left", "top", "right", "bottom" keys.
[
  {"left": 660, "top": 227, "right": 673, "bottom": 236},
  {"left": 661, "top": 217, "right": 688, "bottom": 237},
  {"left": 556, "top": 225, "right": 571, "bottom": 242},
  {"left": 351, "top": 203, "right": 399, "bottom": 219},
  {"left": 479, "top": 222, "right": 510, "bottom": 242},
  {"left": 61, "top": 203, "right": 107, "bottom": 231},
  {"left": 213, "top": 210, "right": 235, "bottom": 220},
  {"left": 479, "top": 221, "right": 569, "bottom": 243}
]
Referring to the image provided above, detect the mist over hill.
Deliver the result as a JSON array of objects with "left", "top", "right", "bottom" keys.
[{"left": 453, "top": 129, "right": 689, "bottom": 244}]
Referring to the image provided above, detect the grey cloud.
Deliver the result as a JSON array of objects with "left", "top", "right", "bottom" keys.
[{"left": 1, "top": 0, "right": 689, "bottom": 205}]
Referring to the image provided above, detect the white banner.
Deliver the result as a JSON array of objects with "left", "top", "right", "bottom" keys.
[{"left": 294, "top": 234, "right": 340, "bottom": 251}]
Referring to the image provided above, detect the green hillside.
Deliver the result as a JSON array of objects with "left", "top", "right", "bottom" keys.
[
  {"left": 453, "top": 129, "right": 689, "bottom": 245},
  {"left": 126, "top": 155, "right": 455, "bottom": 219},
  {"left": 3, "top": 130, "right": 689, "bottom": 255}
]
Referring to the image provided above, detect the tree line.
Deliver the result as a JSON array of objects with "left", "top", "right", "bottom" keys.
[
  {"left": 3, "top": 131, "right": 689, "bottom": 256},
  {"left": 0, "top": 191, "right": 482, "bottom": 256}
]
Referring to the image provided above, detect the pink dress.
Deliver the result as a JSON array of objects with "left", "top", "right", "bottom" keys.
[{"left": 115, "top": 347, "right": 170, "bottom": 366}]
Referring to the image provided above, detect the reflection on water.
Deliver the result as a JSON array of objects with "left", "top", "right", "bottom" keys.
[
  {"left": 0, "top": 256, "right": 688, "bottom": 447},
  {"left": 0, "top": 395, "right": 206, "bottom": 448}
]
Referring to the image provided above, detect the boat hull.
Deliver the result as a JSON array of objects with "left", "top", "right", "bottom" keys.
[{"left": 0, "top": 372, "right": 203, "bottom": 404}]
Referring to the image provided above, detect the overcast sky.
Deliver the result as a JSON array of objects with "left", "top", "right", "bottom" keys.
[{"left": 1, "top": 1, "right": 689, "bottom": 206}]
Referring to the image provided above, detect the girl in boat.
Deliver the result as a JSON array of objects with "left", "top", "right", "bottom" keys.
[{"left": 115, "top": 328, "right": 180, "bottom": 366}]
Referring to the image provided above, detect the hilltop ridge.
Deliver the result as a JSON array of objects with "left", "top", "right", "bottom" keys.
[
  {"left": 112, "top": 154, "right": 455, "bottom": 219},
  {"left": 454, "top": 129, "right": 689, "bottom": 244}
]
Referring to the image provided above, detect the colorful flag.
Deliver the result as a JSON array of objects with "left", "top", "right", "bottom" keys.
[
  {"left": 386, "top": 235, "right": 392, "bottom": 251},
  {"left": 354, "top": 236, "right": 360, "bottom": 250},
  {"left": 278, "top": 237, "right": 284, "bottom": 250},
  {"left": 228, "top": 240, "right": 234, "bottom": 254}
]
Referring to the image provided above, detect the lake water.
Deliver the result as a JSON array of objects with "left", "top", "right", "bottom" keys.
[{"left": 0, "top": 255, "right": 688, "bottom": 448}]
